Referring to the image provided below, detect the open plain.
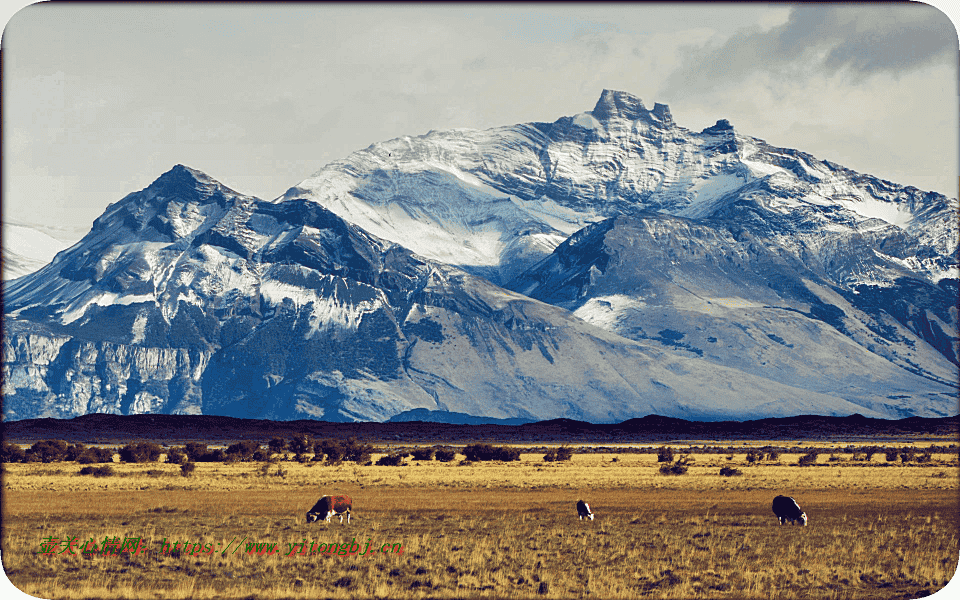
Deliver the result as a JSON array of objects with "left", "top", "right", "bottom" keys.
[{"left": 2, "top": 445, "right": 958, "bottom": 600}]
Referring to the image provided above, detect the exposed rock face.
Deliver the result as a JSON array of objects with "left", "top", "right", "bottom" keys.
[
  {"left": 9, "top": 165, "right": 890, "bottom": 422},
  {"left": 4, "top": 91, "right": 958, "bottom": 422},
  {"left": 508, "top": 213, "right": 958, "bottom": 418}
]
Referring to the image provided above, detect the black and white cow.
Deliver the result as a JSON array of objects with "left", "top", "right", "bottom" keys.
[
  {"left": 772, "top": 495, "right": 807, "bottom": 526},
  {"left": 576, "top": 499, "right": 594, "bottom": 521},
  {"left": 306, "top": 494, "right": 352, "bottom": 524}
]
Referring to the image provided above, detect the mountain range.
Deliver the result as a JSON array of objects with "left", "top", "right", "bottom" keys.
[{"left": 3, "top": 90, "right": 957, "bottom": 422}]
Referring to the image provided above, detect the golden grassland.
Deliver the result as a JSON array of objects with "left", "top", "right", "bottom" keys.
[{"left": 2, "top": 450, "right": 958, "bottom": 599}]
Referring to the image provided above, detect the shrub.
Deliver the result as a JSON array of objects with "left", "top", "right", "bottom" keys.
[
  {"left": 26, "top": 440, "right": 69, "bottom": 463},
  {"left": 77, "top": 447, "right": 114, "bottom": 464},
  {"left": 1, "top": 443, "right": 26, "bottom": 463},
  {"left": 225, "top": 440, "right": 261, "bottom": 462},
  {"left": 288, "top": 434, "right": 314, "bottom": 456},
  {"left": 543, "top": 446, "right": 575, "bottom": 462},
  {"left": 411, "top": 448, "right": 436, "bottom": 461},
  {"left": 899, "top": 447, "right": 917, "bottom": 463},
  {"left": 184, "top": 442, "right": 211, "bottom": 462},
  {"left": 863, "top": 446, "right": 879, "bottom": 461},
  {"left": 463, "top": 444, "right": 520, "bottom": 462},
  {"left": 745, "top": 450, "right": 761, "bottom": 463},
  {"left": 884, "top": 449, "right": 900, "bottom": 462},
  {"left": 435, "top": 448, "right": 457, "bottom": 462},
  {"left": 376, "top": 454, "right": 405, "bottom": 466},
  {"left": 719, "top": 466, "right": 742, "bottom": 477},
  {"left": 315, "top": 439, "right": 339, "bottom": 463},
  {"left": 267, "top": 437, "right": 288, "bottom": 455},
  {"left": 119, "top": 442, "right": 163, "bottom": 463},
  {"left": 659, "top": 455, "right": 692, "bottom": 475},
  {"left": 252, "top": 449, "right": 271, "bottom": 462},
  {"left": 342, "top": 437, "right": 375, "bottom": 463},
  {"left": 798, "top": 451, "right": 819, "bottom": 466},
  {"left": 79, "top": 465, "right": 115, "bottom": 477},
  {"left": 656, "top": 446, "right": 675, "bottom": 463},
  {"left": 766, "top": 450, "right": 781, "bottom": 461},
  {"left": 180, "top": 462, "right": 196, "bottom": 477},
  {"left": 165, "top": 447, "right": 187, "bottom": 465},
  {"left": 65, "top": 443, "right": 87, "bottom": 461}
]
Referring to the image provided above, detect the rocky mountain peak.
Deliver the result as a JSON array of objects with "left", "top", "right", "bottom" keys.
[
  {"left": 591, "top": 89, "right": 648, "bottom": 122},
  {"left": 143, "top": 164, "right": 243, "bottom": 206}
]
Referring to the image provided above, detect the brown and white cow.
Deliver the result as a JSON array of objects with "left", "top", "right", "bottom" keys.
[
  {"left": 576, "top": 499, "right": 594, "bottom": 521},
  {"left": 306, "top": 494, "right": 352, "bottom": 524}
]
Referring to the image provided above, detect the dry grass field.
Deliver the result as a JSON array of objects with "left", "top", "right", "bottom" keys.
[{"left": 2, "top": 449, "right": 958, "bottom": 599}]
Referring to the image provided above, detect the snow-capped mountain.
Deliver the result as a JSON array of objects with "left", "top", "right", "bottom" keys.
[
  {"left": 2, "top": 222, "right": 74, "bottom": 280},
  {"left": 508, "top": 212, "right": 957, "bottom": 417},
  {"left": 7, "top": 165, "right": 890, "bottom": 421},
  {"left": 3, "top": 90, "right": 957, "bottom": 422},
  {"left": 280, "top": 89, "right": 957, "bottom": 288}
]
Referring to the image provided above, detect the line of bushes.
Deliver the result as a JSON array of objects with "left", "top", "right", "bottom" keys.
[{"left": 1, "top": 441, "right": 116, "bottom": 464}]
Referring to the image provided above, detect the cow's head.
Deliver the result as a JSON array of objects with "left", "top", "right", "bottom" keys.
[
  {"left": 306, "top": 512, "right": 320, "bottom": 523},
  {"left": 800, "top": 512, "right": 808, "bottom": 526}
]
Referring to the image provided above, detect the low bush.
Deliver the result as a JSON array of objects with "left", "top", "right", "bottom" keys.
[
  {"left": 660, "top": 456, "right": 692, "bottom": 475},
  {"left": 656, "top": 446, "right": 675, "bottom": 463},
  {"left": 180, "top": 462, "right": 196, "bottom": 477},
  {"left": 798, "top": 451, "right": 819, "bottom": 466},
  {"left": 463, "top": 444, "right": 520, "bottom": 462},
  {"left": 165, "top": 447, "right": 187, "bottom": 465},
  {"left": 376, "top": 454, "right": 405, "bottom": 466},
  {"left": 435, "top": 448, "right": 457, "bottom": 462},
  {"left": 1, "top": 443, "right": 26, "bottom": 463},
  {"left": 719, "top": 466, "right": 742, "bottom": 477},
  {"left": 411, "top": 448, "right": 436, "bottom": 461},
  {"left": 119, "top": 442, "right": 163, "bottom": 463},
  {"left": 225, "top": 440, "right": 262, "bottom": 462},
  {"left": 79, "top": 465, "right": 115, "bottom": 477},
  {"left": 543, "top": 446, "right": 575, "bottom": 462},
  {"left": 26, "top": 440, "right": 70, "bottom": 463}
]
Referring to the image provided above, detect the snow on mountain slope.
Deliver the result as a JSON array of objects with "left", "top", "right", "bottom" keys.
[
  {"left": 5, "top": 90, "right": 956, "bottom": 421},
  {"left": 281, "top": 89, "right": 957, "bottom": 288},
  {"left": 276, "top": 89, "right": 956, "bottom": 418},
  {"left": 2, "top": 223, "right": 74, "bottom": 280},
  {"left": 509, "top": 213, "right": 957, "bottom": 418},
  {"left": 6, "top": 165, "right": 888, "bottom": 422}
]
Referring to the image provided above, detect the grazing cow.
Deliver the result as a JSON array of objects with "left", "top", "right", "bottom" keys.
[
  {"left": 772, "top": 495, "right": 807, "bottom": 526},
  {"left": 576, "top": 499, "right": 594, "bottom": 521},
  {"left": 306, "top": 495, "right": 352, "bottom": 524}
]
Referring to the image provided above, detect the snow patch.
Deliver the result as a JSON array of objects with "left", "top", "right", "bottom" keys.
[
  {"left": 573, "top": 295, "right": 644, "bottom": 329},
  {"left": 573, "top": 112, "right": 603, "bottom": 131}
]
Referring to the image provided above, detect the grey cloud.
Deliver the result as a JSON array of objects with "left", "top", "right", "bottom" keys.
[{"left": 664, "top": 4, "right": 957, "bottom": 97}]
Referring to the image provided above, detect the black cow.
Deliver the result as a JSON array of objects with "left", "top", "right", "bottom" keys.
[
  {"left": 576, "top": 499, "right": 594, "bottom": 521},
  {"left": 306, "top": 494, "right": 352, "bottom": 524},
  {"left": 772, "top": 495, "right": 807, "bottom": 526}
]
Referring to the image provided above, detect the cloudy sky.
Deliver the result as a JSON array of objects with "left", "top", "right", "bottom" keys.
[{"left": 3, "top": 2, "right": 958, "bottom": 240}]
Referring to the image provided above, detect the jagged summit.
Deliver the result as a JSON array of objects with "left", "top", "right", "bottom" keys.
[
  {"left": 589, "top": 89, "right": 674, "bottom": 126},
  {"left": 702, "top": 119, "right": 734, "bottom": 134},
  {"left": 591, "top": 89, "right": 648, "bottom": 121},
  {"left": 3, "top": 91, "right": 957, "bottom": 423}
]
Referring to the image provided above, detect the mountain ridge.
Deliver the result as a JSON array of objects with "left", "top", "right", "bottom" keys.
[{"left": 3, "top": 91, "right": 957, "bottom": 423}]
